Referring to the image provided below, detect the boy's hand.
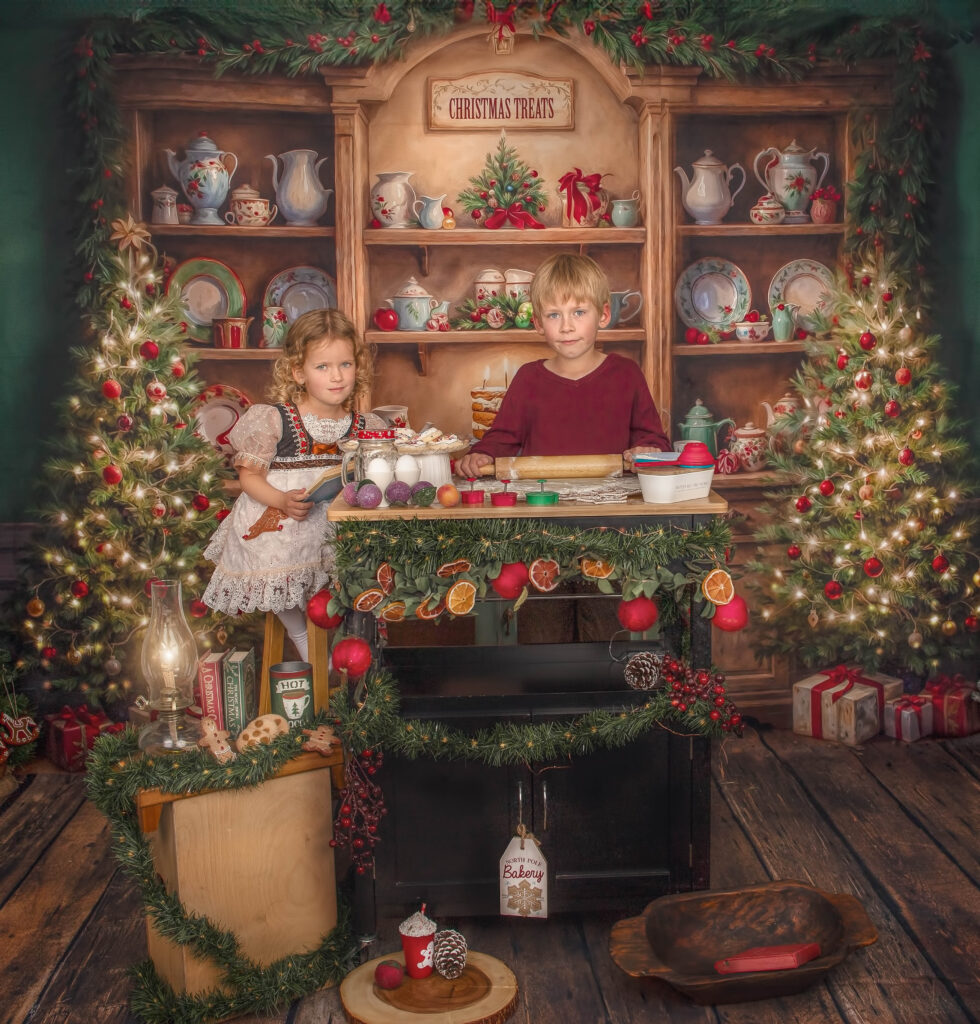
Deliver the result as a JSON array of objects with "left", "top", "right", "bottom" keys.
[
  {"left": 624, "top": 446, "right": 664, "bottom": 468},
  {"left": 282, "top": 488, "right": 313, "bottom": 521},
  {"left": 457, "top": 451, "right": 493, "bottom": 479}
]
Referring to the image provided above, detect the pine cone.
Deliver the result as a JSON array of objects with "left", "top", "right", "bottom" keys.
[
  {"left": 433, "top": 928, "right": 468, "bottom": 980},
  {"left": 624, "top": 650, "right": 664, "bottom": 690}
]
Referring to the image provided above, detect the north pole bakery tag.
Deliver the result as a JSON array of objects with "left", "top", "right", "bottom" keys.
[{"left": 499, "top": 825, "right": 548, "bottom": 918}]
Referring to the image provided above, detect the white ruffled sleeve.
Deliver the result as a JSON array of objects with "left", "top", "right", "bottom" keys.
[{"left": 228, "top": 404, "right": 282, "bottom": 472}]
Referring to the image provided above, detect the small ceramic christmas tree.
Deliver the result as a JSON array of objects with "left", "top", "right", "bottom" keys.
[
  {"left": 749, "top": 255, "right": 980, "bottom": 678},
  {"left": 456, "top": 131, "right": 547, "bottom": 228}
]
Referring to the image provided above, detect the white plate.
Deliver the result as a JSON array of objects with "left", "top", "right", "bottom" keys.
[
  {"left": 263, "top": 266, "right": 337, "bottom": 324},
  {"left": 193, "top": 384, "right": 252, "bottom": 455},
  {"left": 674, "top": 257, "right": 751, "bottom": 331},
  {"left": 768, "top": 259, "right": 835, "bottom": 333}
]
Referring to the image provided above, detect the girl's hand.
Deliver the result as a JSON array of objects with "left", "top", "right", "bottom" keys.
[
  {"left": 282, "top": 489, "right": 313, "bottom": 521},
  {"left": 457, "top": 451, "right": 493, "bottom": 479}
]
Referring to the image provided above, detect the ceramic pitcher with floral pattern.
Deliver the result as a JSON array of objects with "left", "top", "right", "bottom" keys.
[{"left": 753, "top": 140, "right": 829, "bottom": 224}]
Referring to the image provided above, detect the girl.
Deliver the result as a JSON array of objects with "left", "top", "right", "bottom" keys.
[{"left": 202, "top": 309, "right": 381, "bottom": 660}]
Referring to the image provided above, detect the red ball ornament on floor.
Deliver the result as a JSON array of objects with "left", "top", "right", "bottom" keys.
[
  {"left": 819, "top": 479, "right": 835, "bottom": 496},
  {"left": 836, "top": 352, "right": 849, "bottom": 370},
  {"left": 787, "top": 544, "right": 802, "bottom": 560},
  {"left": 102, "top": 464, "right": 122, "bottom": 485},
  {"left": 795, "top": 495, "right": 812, "bottom": 513},
  {"left": 931, "top": 554, "right": 950, "bottom": 574},
  {"left": 863, "top": 557, "right": 884, "bottom": 578},
  {"left": 332, "top": 636, "right": 372, "bottom": 678},
  {"left": 898, "top": 447, "right": 915, "bottom": 467},
  {"left": 101, "top": 379, "right": 122, "bottom": 400},
  {"left": 490, "top": 561, "right": 530, "bottom": 599},
  {"left": 712, "top": 594, "right": 749, "bottom": 632},
  {"left": 306, "top": 587, "right": 345, "bottom": 630},
  {"left": 884, "top": 400, "right": 901, "bottom": 418},
  {"left": 859, "top": 331, "right": 877, "bottom": 351},
  {"left": 616, "top": 595, "right": 659, "bottom": 632},
  {"left": 70, "top": 579, "right": 90, "bottom": 598},
  {"left": 854, "top": 370, "right": 873, "bottom": 391},
  {"left": 895, "top": 367, "right": 912, "bottom": 386},
  {"left": 191, "top": 493, "right": 210, "bottom": 511},
  {"left": 139, "top": 340, "right": 159, "bottom": 360},
  {"left": 824, "top": 580, "right": 843, "bottom": 600},
  {"left": 190, "top": 599, "right": 208, "bottom": 618}
]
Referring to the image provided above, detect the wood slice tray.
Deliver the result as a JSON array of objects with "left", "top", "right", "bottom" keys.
[{"left": 340, "top": 950, "right": 518, "bottom": 1023}]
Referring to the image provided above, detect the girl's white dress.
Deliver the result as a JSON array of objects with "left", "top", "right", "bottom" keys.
[{"left": 202, "top": 403, "right": 381, "bottom": 614}]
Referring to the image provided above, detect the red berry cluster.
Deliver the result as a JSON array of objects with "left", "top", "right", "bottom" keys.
[
  {"left": 661, "top": 658, "right": 743, "bottom": 734},
  {"left": 330, "top": 747, "right": 387, "bottom": 873}
]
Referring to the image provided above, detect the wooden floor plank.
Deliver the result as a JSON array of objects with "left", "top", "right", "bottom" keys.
[
  {"left": 0, "top": 773, "right": 88, "bottom": 906},
  {"left": 715, "top": 727, "right": 974, "bottom": 1024},
  {"left": 0, "top": 798, "right": 117, "bottom": 1024},
  {"left": 759, "top": 729, "right": 980, "bottom": 1023}
]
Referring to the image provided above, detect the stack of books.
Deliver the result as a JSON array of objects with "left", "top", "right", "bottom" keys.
[{"left": 194, "top": 648, "right": 257, "bottom": 739}]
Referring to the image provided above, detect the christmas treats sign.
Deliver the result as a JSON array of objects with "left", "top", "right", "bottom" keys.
[
  {"left": 500, "top": 824, "right": 548, "bottom": 919},
  {"left": 429, "top": 72, "right": 573, "bottom": 130}
]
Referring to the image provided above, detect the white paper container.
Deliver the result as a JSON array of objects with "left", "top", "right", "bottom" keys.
[{"left": 637, "top": 466, "right": 713, "bottom": 504}]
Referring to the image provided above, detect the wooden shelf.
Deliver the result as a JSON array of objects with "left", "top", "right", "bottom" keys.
[
  {"left": 366, "top": 328, "right": 641, "bottom": 345},
  {"left": 362, "top": 227, "right": 645, "bottom": 246},
  {"left": 674, "top": 341, "right": 806, "bottom": 356},
  {"left": 150, "top": 225, "right": 335, "bottom": 238},
  {"left": 676, "top": 223, "right": 845, "bottom": 237},
  {"left": 711, "top": 470, "right": 788, "bottom": 492},
  {"left": 188, "top": 347, "right": 279, "bottom": 359}
]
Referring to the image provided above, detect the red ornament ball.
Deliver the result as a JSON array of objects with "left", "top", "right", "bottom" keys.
[
  {"left": 151, "top": 502, "right": 166, "bottom": 517},
  {"left": 41, "top": 646, "right": 58, "bottom": 660},
  {"left": 819, "top": 479, "right": 835, "bottom": 496},
  {"left": 139, "top": 340, "right": 159, "bottom": 360},
  {"left": 171, "top": 359, "right": 186, "bottom": 378},
  {"left": 215, "top": 508, "right": 230, "bottom": 521},
  {"left": 854, "top": 370, "right": 873, "bottom": 391},
  {"left": 191, "top": 493, "right": 210, "bottom": 511},
  {"left": 306, "top": 587, "right": 345, "bottom": 630},
  {"left": 146, "top": 380, "right": 167, "bottom": 402},
  {"left": 895, "top": 367, "right": 912, "bottom": 386},
  {"left": 859, "top": 331, "right": 877, "bottom": 351},
  {"left": 884, "top": 400, "right": 901, "bottom": 418},
  {"left": 102, "top": 464, "right": 122, "bottom": 485},
  {"left": 190, "top": 599, "right": 208, "bottom": 618},
  {"left": 116, "top": 414, "right": 133, "bottom": 432},
  {"left": 101, "top": 379, "right": 122, "bottom": 400},
  {"left": 836, "top": 351, "right": 849, "bottom": 370},
  {"left": 684, "top": 326, "right": 700, "bottom": 345},
  {"left": 70, "top": 579, "right": 90, "bottom": 598},
  {"left": 824, "top": 580, "right": 843, "bottom": 600},
  {"left": 795, "top": 495, "right": 812, "bottom": 513},
  {"left": 863, "top": 557, "right": 884, "bottom": 578},
  {"left": 899, "top": 447, "right": 915, "bottom": 467},
  {"left": 787, "top": 544, "right": 802, "bottom": 560},
  {"left": 712, "top": 594, "right": 749, "bottom": 632},
  {"left": 332, "top": 636, "right": 373, "bottom": 678},
  {"left": 965, "top": 615, "right": 979, "bottom": 633},
  {"left": 931, "top": 554, "right": 950, "bottom": 574},
  {"left": 616, "top": 595, "right": 660, "bottom": 632},
  {"left": 490, "top": 561, "right": 530, "bottom": 599},
  {"left": 881, "top": 290, "right": 894, "bottom": 302}
]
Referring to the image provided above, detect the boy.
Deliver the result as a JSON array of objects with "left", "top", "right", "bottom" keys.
[{"left": 457, "top": 253, "right": 669, "bottom": 478}]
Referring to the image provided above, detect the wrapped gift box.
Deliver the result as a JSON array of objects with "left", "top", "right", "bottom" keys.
[
  {"left": 793, "top": 665, "right": 902, "bottom": 743},
  {"left": 884, "top": 695, "right": 934, "bottom": 742},
  {"left": 45, "top": 705, "right": 125, "bottom": 771},
  {"left": 924, "top": 675, "right": 980, "bottom": 737}
]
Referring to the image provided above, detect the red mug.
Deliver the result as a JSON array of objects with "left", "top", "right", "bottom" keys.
[{"left": 399, "top": 930, "right": 435, "bottom": 979}]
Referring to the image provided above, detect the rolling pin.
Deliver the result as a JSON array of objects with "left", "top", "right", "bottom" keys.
[{"left": 475, "top": 454, "right": 628, "bottom": 480}]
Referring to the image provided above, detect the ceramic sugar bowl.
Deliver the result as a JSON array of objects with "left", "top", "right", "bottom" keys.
[
  {"left": 749, "top": 193, "right": 786, "bottom": 226},
  {"left": 729, "top": 422, "right": 769, "bottom": 472}
]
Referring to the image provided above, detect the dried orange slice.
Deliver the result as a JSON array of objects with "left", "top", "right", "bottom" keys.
[
  {"left": 701, "top": 567, "right": 735, "bottom": 606},
  {"left": 416, "top": 596, "right": 447, "bottom": 620},
  {"left": 379, "top": 600, "right": 406, "bottom": 622},
  {"left": 436, "top": 558, "right": 472, "bottom": 578},
  {"left": 446, "top": 579, "right": 477, "bottom": 616},
  {"left": 529, "top": 557, "right": 560, "bottom": 592},
  {"left": 352, "top": 587, "right": 386, "bottom": 612},
  {"left": 376, "top": 562, "right": 395, "bottom": 594},
  {"left": 580, "top": 557, "right": 614, "bottom": 579}
]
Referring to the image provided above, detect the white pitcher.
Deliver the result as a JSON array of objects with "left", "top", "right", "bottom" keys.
[
  {"left": 674, "top": 150, "right": 745, "bottom": 224},
  {"left": 413, "top": 193, "right": 447, "bottom": 230},
  {"left": 266, "top": 149, "right": 332, "bottom": 226}
]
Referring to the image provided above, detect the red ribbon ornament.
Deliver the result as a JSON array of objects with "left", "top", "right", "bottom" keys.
[
  {"left": 486, "top": 1, "right": 518, "bottom": 42},
  {"left": 558, "top": 168, "right": 605, "bottom": 224},
  {"left": 483, "top": 202, "right": 546, "bottom": 230}
]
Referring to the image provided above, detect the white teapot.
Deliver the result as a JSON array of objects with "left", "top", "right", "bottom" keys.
[
  {"left": 762, "top": 392, "right": 801, "bottom": 427},
  {"left": 674, "top": 150, "right": 746, "bottom": 224}
]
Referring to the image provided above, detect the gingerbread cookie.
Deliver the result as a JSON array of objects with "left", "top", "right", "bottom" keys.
[
  {"left": 301, "top": 724, "right": 342, "bottom": 755},
  {"left": 198, "top": 717, "right": 236, "bottom": 764}
]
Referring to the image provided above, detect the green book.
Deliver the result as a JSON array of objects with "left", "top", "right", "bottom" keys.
[{"left": 222, "top": 648, "right": 257, "bottom": 738}]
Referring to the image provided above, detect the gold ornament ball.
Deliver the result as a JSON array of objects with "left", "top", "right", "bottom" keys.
[
  {"left": 907, "top": 630, "right": 923, "bottom": 649},
  {"left": 793, "top": 439, "right": 807, "bottom": 455},
  {"left": 898, "top": 325, "right": 913, "bottom": 343},
  {"left": 858, "top": 484, "right": 874, "bottom": 501},
  {"left": 442, "top": 215, "right": 456, "bottom": 229},
  {"left": 875, "top": 646, "right": 885, "bottom": 656},
  {"left": 941, "top": 619, "right": 957, "bottom": 637},
  {"left": 26, "top": 597, "right": 45, "bottom": 617},
  {"left": 973, "top": 570, "right": 980, "bottom": 588},
  {"left": 66, "top": 646, "right": 83, "bottom": 666}
]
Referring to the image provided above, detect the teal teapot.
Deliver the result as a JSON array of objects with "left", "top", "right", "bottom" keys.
[
  {"left": 165, "top": 131, "right": 238, "bottom": 226},
  {"left": 677, "top": 399, "right": 734, "bottom": 457}
]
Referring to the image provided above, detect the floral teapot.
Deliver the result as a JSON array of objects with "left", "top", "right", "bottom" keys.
[
  {"left": 761, "top": 392, "right": 801, "bottom": 427},
  {"left": 753, "top": 140, "right": 829, "bottom": 223},
  {"left": 729, "top": 422, "right": 768, "bottom": 472},
  {"left": 165, "top": 131, "right": 238, "bottom": 226},
  {"left": 674, "top": 150, "right": 745, "bottom": 225},
  {"left": 383, "top": 276, "right": 438, "bottom": 332}
]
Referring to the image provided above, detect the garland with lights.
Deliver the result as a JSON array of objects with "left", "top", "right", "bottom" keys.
[
  {"left": 750, "top": 255, "right": 980, "bottom": 676},
  {"left": 86, "top": 726, "right": 355, "bottom": 1024}
]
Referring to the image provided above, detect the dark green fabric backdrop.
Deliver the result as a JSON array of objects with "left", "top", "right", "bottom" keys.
[{"left": 0, "top": 4, "right": 977, "bottom": 521}]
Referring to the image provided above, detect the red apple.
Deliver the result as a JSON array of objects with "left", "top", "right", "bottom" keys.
[
  {"left": 744, "top": 309, "right": 760, "bottom": 323},
  {"left": 437, "top": 483, "right": 461, "bottom": 507},
  {"left": 373, "top": 307, "right": 399, "bottom": 331},
  {"left": 684, "top": 327, "right": 700, "bottom": 345},
  {"left": 374, "top": 959, "right": 405, "bottom": 990},
  {"left": 307, "top": 587, "right": 345, "bottom": 630},
  {"left": 616, "top": 595, "right": 659, "bottom": 632},
  {"left": 332, "top": 636, "right": 373, "bottom": 677},
  {"left": 712, "top": 594, "right": 749, "bottom": 632},
  {"left": 490, "top": 561, "right": 529, "bottom": 599}
]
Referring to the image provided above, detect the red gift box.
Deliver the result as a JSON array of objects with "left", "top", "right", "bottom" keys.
[
  {"left": 924, "top": 675, "right": 980, "bottom": 738},
  {"left": 45, "top": 704, "right": 125, "bottom": 771}
]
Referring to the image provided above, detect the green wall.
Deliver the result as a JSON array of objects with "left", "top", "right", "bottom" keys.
[{"left": 1, "top": 8, "right": 977, "bottom": 521}]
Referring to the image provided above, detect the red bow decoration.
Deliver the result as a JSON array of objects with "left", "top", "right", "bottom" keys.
[
  {"left": 807, "top": 664, "right": 860, "bottom": 737},
  {"left": 311, "top": 442, "right": 338, "bottom": 455},
  {"left": 486, "top": 1, "right": 518, "bottom": 42},
  {"left": 558, "top": 168, "right": 605, "bottom": 224},
  {"left": 925, "top": 673, "right": 966, "bottom": 697},
  {"left": 483, "top": 201, "right": 546, "bottom": 230}
]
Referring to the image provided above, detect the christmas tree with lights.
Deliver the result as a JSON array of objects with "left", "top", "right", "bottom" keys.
[
  {"left": 9, "top": 218, "right": 240, "bottom": 709},
  {"left": 749, "top": 255, "right": 980, "bottom": 678}
]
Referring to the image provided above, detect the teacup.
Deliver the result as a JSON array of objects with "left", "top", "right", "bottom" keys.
[
  {"left": 225, "top": 197, "right": 277, "bottom": 226},
  {"left": 474, "top": 268, "right": 505, "bottom": 302},
  {"left": 734, "top": 319, "right": 772, "bottom": 342},
  {"left": 606, "top": 289, "right": 643, "bottom": 328},
  {"left": 213, "top": 316, "right": 254, "bottom": 349},
  {"left": 372, "top": 405, "right": 411, "bottom": 429},
  {"left": 261, "top": 306, "right": 287, "bottom": 348}
]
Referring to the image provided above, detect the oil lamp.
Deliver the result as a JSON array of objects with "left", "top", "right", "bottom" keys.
[{"left": 135, "top": 579, "right": 200, "bottom": 753}]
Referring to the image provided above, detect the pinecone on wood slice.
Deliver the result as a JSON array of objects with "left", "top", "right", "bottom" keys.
[
  {"left": 624, "top": 650, "right": 664, "bottom": 690},
  {"left": 433, "top": 928, "right": 468, "bottom": 979}
]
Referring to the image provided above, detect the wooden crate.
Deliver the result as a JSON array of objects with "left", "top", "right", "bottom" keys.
[{"left": 139, "top": 752, "right": 340, "bottom": 996}]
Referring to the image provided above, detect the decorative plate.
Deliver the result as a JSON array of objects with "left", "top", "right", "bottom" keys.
[
  {"left": 193, "top": 384, "right": 252, "bottom": 456},
  {"left": 166, "top": 258, "right": 246, "bottom": 344},
  {"left": 263, "top": 266, "right": 337, "bottom": 324},
  {"left": 674, "top": 258, "right": 752, "bottom": 331},
  {"left": 768, "top": 259, "right": 835, "bottom": 333}
]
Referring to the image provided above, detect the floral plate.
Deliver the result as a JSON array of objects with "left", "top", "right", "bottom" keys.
[
  {"left": 263, "top": 266, "right": 338, "bottom": 324},
  {"left": 193, "top": 383, "right": 252, "bottom": 457},
  {"left": 166, "top": 258, "right": 246, "bottom": 344},
  {"left": 768, "top": 259, "right": 835, "bottom": 334},
  {"left": 674, "top": 258, "right": 751, "bottom": 332}
]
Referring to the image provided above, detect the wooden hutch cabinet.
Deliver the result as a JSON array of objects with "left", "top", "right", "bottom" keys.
[{"left": 113, "top": 30, "right": 892, "bottom": 726}]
